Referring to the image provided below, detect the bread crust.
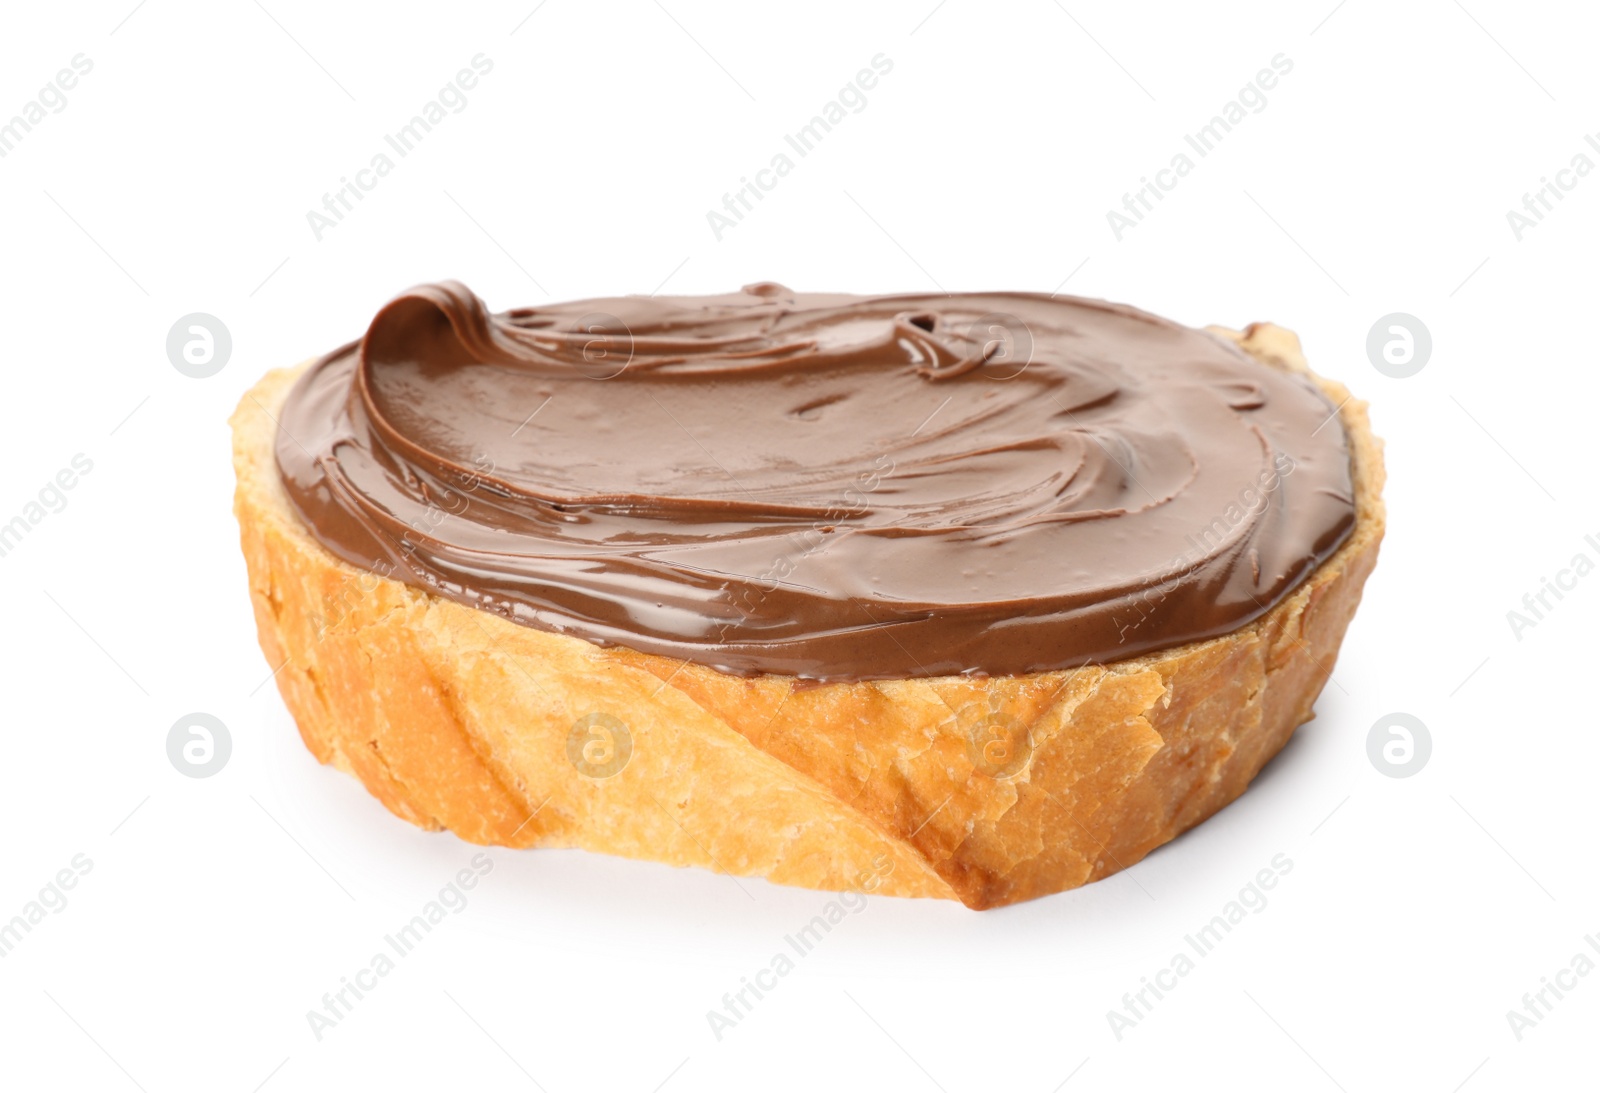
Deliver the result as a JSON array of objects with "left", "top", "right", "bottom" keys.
[{"left": 231, "top": 323, "right": 1384, "bottom": 909}]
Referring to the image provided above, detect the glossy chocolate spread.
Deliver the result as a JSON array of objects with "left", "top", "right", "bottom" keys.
[{"left": 275, "top": 281, "right": 1354, "bottom": 681}]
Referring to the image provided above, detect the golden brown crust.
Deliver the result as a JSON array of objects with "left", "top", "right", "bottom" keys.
[{"left": 231, "top": 323, "right": 1384, "bottom": 909}]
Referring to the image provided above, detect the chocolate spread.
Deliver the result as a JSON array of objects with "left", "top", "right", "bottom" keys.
[{"left": 275, "top": 282, "right": 1355, "bottom": 681}]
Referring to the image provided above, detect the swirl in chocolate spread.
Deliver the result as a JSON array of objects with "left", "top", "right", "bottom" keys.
[{"left": 275, "top": 281, "right": 1355, "bottom": 682}]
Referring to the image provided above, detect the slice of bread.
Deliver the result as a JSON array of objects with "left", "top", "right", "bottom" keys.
[{"left": 231, "top": 322, "right": 1384, "bottom": 909}]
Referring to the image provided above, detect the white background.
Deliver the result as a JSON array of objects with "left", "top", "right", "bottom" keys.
[{"left": 1, "top": 1, "right": 1595, "bottom": 1090}]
